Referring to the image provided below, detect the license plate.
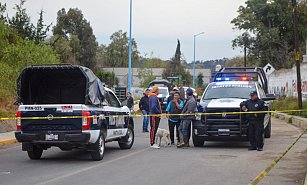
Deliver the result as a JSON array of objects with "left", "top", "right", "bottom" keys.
[
  {"left": 45, "top": 134, "right": 59, "bottom": 141},
  {"left": 218, "top": 129, "right": 230, "bottom": 136}
]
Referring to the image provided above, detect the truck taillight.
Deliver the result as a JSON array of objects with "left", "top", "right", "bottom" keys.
[
  {"left": 16, "top": 111, "right": 21, "bottom": 131},
  {"left": 82, "top": 111, "right": 91, "bottom": 130}
]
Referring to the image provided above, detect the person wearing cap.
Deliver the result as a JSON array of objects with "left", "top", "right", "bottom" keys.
[
  {"left": 240, "top": 90, "right": 268, "bottom": 151},
  {"left": 167, "top": 87, "right": 180, "bottom": 105},
  {"left": 139, "top": 89, "right": 150, "bottom": 132},
  {"left": 166, "top": 91, "right": 184, "bottom": 145},
  {"left": 177, "top": 88, "right": 197, "bottom": 148},
  {"left": 148, "top": 86, "right": 162, "bottom": 149}
]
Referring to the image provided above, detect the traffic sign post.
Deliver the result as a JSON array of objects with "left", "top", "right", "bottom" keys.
[{"left": 263, "top": 63, "right": 275, "bottom": 76}]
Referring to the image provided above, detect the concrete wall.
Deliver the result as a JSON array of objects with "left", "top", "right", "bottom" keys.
[
  {"left": 268, "top": 55, "right": 307, "bottom": 99},
  {"left": 102, "top": 67, "right": 211, "bottom": 87}
]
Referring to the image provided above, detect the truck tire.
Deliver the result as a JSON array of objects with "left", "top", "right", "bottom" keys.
[
  {"left": 27, "top": 146, "right": 43, "bottom": 160},
  {"left": 118, "top": 125, "right": 134, "bottom": 149},
  {"left": 192, "top": 133, "right": 204, "bottom": 147},
  {"left": 90, "top": 133, "right": 105, "bottom": 161},
  {"left": 264, "top": 118, "right": 271, "bottom": 138}
]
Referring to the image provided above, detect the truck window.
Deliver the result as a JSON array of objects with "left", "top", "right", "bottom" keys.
[
  {"left": 106, "top": 91, "right": 121, "bottom": 108},
  {"left": 203, "top": 83, "right": 256, "bottom": 100}
]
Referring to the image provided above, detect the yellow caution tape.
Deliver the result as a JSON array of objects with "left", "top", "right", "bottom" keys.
[
  {"left": 0, "top": 109, "right": 306, "bottom": 121},
  {"left": 248, "top": 129, "right": 307, "bottom": 185}
]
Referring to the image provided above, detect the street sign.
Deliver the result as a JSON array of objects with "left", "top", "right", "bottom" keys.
[{"left": 263, "top": 63, "right": 275, "bottom": 76}]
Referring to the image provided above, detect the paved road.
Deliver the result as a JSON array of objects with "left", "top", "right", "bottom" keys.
[{"left": 0, "top": 117, "right": 306, "bottom": 185}]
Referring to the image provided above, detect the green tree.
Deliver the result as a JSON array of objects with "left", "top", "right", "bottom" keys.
[
  {"left": 225, "top": 56, "right": 260, "bottom": 67},
  {"left": 196, "top": 73, "right": 204, "bottom": 88},
  {"left": 96, "top": 70, "right": 119, "bottom": 87},
  {"left": 52, "top": 8, "right": 97, "bottom": 70},
  {"left": 34, "top": 10, "right": 51, "bottom": 43},
  {"left": 103, "top": 30, "right": 140, "bottom": 67},
  {"left": 0, "top": 3, "right": 7, "bottom": 22},
  {"left": 140, "top": 57, "right": 167, "bottom": 68},
  {"left": 0, "top": 20, "right": 59, "bottom": 108},
  {"left": 162, "top": 39, "right": 192, "bottom": 85},
  {"left": 137, "top": 68, "right": 156, "bottom": 88},
  {"left": 2, "top": 0, "right": 50, "bottom": 43},
  {"left": 231, "top": 0, "right": 307, "bottom": 69},
  {"left": 8, "top": 0, "right": 35, "bottom": 40}
]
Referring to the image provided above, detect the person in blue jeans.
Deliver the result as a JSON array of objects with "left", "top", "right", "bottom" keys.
[
  {"left": 139, "top": 89, "right": 150, "bottom": 132},
  {"left": 177, "top": 88, "right": 197, "bottom": 148},
  {"left": 166, "top": 91, "right": 184, "bottom": 145}
]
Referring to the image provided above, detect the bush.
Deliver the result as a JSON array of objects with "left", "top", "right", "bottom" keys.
[
  {"left": 0, "top": 21, "right": 59, "bottom": 111},
  {"left": 271, "top": 97, "right": 307, "bottom": 118}
]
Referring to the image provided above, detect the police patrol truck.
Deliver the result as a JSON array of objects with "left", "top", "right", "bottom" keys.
[
  {"left": 15, "top": 65, "right": 134, "bottom": 161},
  {"left": 193, "top": 67, "right": 275, "bottom": 147}
]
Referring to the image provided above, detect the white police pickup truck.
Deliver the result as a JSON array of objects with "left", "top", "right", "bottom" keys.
[
  {"left": 193, "top": 80, "right": 275, "bottom": 147},
  {"left": 15, "top": 65, "right": 134, "bottom": 161}
]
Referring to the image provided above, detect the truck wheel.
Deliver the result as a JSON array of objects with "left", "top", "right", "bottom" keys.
[
  {"left": 264, "top": 118, "right": 271, "bottom": 138},
  {"left": 192, "top": 134, "right": 204, "bottom": 147},
  {"left": 91, "top": 133, "right": 105, "bottom": 161},
  {"left": 118, "top": 125, "right": 134, "bottom": 149},
  {"left": 27, "top": 146, "right": 43, "bottom": 160}
]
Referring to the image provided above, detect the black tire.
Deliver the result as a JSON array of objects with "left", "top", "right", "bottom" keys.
[
  {"left": 90, "top": 133, "right": 105, "bottom": 161},
  {"left": 264, "top": 117, "right": 271, "bottom": 138},
  {"left": 192, "top": 133, "right": 204, "bottom": 147},
  {"left": 118, "top": 125, "right": 134, "bottom": 149},
  {"left": 27, "top": 146, "right": 43, "bottom": 160}
]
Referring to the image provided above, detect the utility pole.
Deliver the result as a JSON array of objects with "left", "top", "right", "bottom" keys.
[{"left": 292, "top": 0, "right": 303, "bottom": 110}]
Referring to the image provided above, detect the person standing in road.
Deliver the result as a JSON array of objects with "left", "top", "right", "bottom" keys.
[
  {"left": 177, "top": 88, "right": 197, "bottom": 148},
  {"left": 240, "top": 90, "right": 267, "bottom": 151},
  {"left": 139, "top": 89, "right": 150, "bottom": 132},
  {"left": 126, "top": 92, "right": 134, "bottom": 110},
  {"left": 167, "top": 87, "right": 180, "bottom": 105},
  {"left": 166, "top": 91, "right": 184, "bottom": 145},
  {"left": 148, "top": 86, "right": 162, "bottom": 149}
]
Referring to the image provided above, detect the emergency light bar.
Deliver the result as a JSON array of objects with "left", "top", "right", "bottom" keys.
[{"left": 213, "top": 72, "right": 258, "bottom": 82}]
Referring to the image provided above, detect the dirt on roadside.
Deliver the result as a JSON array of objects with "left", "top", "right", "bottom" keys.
[{"left": 0, "top": 120, "right": 15, "bottom": 133}]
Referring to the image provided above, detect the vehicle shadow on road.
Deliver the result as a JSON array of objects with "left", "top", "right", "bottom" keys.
[
  {"left": 202, "top": 141, "right": 250, "bottom": 149},
  {"left": 37, "top": 146, "right": 125, "bottom": 162}
]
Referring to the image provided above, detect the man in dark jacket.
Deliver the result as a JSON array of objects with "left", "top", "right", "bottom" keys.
[
  {"left": 149, "top": 86, "right": 162, "bottom": 149},
  {"left": 240, "top": 90, "right": 267, "bottom": 151},
  {"left": 139, "top": 89, "right": 150, "bottom": 132},
  {"left": 177, "top": 88, "right": 197, "bottom": 148}
]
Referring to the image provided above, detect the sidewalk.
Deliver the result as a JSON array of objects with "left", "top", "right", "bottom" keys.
[{"left": 0, "top": 131, "right": 16, "bottom": 146}]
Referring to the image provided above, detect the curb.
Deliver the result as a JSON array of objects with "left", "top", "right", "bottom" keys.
[
  {"left": 304, "top": 173, "right": 307, "bottom": 185},
  {"left": 0, "top": 138, "right": 17, "bottom": 146},
  {"left": 272, "top": 112, "right": 307, "bottom": 130}
]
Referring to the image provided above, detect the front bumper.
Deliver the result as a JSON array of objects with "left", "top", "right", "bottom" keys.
[
  {"left": 193, "top": 119, "right": 249, "bottom": 140},
  {"left": 15, "top": 131, "right": 90, "bottom": 144}
]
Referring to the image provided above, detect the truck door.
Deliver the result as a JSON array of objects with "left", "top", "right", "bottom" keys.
[{"left": 103, "top": 90, "right": 127, "bottom": 140}]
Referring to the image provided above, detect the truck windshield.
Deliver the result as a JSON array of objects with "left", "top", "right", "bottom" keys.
[
  {"left": 158, "top": 88, "right": 169, "bottom": 95},
  {"left": 203, "top": 84, "right": 256, "bottom": 100}
]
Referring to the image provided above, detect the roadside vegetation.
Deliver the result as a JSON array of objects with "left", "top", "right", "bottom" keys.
[
  {"left": 0, "top": 1, "right": 59, "bottom": 113},
  {"left": 271, "top": 97, "right": 307, "bottom": 118}
]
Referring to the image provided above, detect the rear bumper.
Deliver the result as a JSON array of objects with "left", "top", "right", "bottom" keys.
[{"left": 15, "top": 131, "right": 90, "bottom": 144}]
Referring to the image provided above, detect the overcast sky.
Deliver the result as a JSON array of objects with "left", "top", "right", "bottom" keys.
[{"left": 2, "top": 0, "right": 247, "bottom": 62}]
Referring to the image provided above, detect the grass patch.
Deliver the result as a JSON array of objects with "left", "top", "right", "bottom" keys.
[
  {"left": 271, "top": 97, "right": 307, "bottom": 118},
  {"left": 288, "top": 117, "right": 293, "bottom": 123}
]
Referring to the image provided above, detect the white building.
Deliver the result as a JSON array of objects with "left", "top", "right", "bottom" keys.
[{"left": 102, "top": 68, "right": 211, "bottom": 87}]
